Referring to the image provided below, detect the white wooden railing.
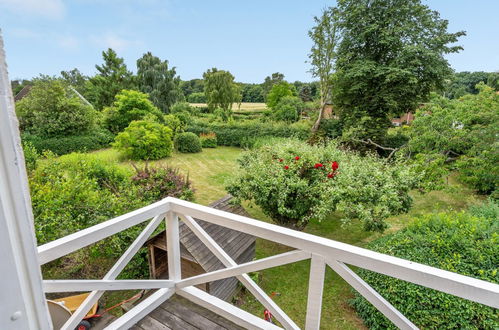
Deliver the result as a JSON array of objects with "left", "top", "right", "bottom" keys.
[{"left": 39, "top": 197, "right": 499, "bottom": 330}]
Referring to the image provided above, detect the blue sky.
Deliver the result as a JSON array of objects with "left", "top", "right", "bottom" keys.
[{"left": 1, "top": 0, "right": 498, "bottom": 83}]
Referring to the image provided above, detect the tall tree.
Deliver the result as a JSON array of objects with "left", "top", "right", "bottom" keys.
[
  {"left": 203, "top": 68, "right": 241, "bottom": 112},
  {"left": 333, "top": 0, "right": 465, "bottom": 144},
  {"left": 262, "top": 72, "right": 285, "bottom": 99},
  {"left": 137, "top": 52, "right": 184, "bottom": 113},
  {"left": 87, "top": 48, "right": 134, "bottom": 110},
  {"left": 308, "top": 7, "right": 340, "bottom": 132},
  {"left": 61, "top": 68, "right": 88, "bottom": 93}
]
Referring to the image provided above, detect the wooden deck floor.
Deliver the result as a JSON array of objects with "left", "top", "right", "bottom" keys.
[{"left": 130, "top": 295, "right": 246, "bottom": 330}]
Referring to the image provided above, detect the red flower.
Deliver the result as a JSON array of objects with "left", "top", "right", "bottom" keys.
[
  {"left": 284, "top": 165, "right": 289, "bottom": 170},
  {"left": 295, "top": 156, "right": 300, "bottom": 160},
  {"left": 279, "top": 159, "right": 284, "bottom": 162},
  {"left": 332, "top": 161, "right": 339, "bottom": 171},
  {"left": 327, "top": 172, "right": 336, "bottom": 178},
  {"left": 314, "top": 163, "right": 323, "bottom": 168}
]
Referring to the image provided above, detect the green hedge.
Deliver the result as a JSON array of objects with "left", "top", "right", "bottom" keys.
[
  {"left": 186, "top": 120, "right": 310, "bottom": 147},
  {"left": 22, "top": 129, "right": 114, "bottom": 155},
  {"left": 175, "top": 132, "right": 202, "bottom": 153},
  {"left": 351, "top": 204, "right": 499, "bottom": 329}
]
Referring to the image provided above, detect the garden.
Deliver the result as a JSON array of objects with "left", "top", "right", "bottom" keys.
[{"left": 13, "top": 0, "right": 499, "bottom": 328}]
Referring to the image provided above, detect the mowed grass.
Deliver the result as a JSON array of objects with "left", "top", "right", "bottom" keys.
[
  {"left": 92, "top": 147, "right": 242, "bottom": 205},
  {"left": 190, "top": 102, "right": 267, "bottom": 112},
  {"left": 92, "top": 147, "right": 482, "bottom": 327}
]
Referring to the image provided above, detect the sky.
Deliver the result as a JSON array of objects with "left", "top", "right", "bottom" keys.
[{"left": 0, "top": 0, "right": 498, "bottom": 83}]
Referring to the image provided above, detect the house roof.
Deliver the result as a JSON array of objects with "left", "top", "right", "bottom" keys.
[
  {"left": 14, "top": 85, "right": 32, "bottom": 102},
  {"left": 146, "top": 195, "right": 255, "bottom": 273}
]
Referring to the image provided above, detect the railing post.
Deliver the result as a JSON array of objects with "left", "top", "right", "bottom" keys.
[
  {"left": 166, "top": 211, "right": 181, "bottom": 281},
  {"left": 305, "top": 254, "right": 326, "bottom": 330}
]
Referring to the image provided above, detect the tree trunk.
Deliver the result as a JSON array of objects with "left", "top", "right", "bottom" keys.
[{"left": 311, "top": 102, "right": 326, "bottom": 133}]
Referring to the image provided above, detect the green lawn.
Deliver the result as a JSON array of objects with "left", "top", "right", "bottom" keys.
[{"left": 92, "top": 147, "right": 482, "bottom": 327}]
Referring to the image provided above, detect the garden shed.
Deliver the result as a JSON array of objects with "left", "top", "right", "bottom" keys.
[{"left": 146, "top": 195, "right": 255, "bottom": 301}]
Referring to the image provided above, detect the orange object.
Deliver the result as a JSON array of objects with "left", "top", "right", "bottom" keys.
[{"left": 52, "top": 293, "right": 98, "bottom": 318}]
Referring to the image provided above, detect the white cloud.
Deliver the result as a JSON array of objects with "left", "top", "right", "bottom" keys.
[
  {"left": 90, "top": 32, "right": 141, "bottom": 52},
  {"left": 58, "top": 35, "right": 79, "bottom": 51},
  {"left": 0, "top": 0, "right": 66, "bottom": 19}
]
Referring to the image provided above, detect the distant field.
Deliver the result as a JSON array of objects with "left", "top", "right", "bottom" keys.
[{"left": 190, "top": 102, "right": 267, "bottom": 112}]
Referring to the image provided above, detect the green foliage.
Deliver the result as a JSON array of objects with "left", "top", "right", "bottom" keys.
[
  {"left": 203, "top": 68, "right": 241, "bottom": 112},
  {"left": 273, "top": 96, "right": 304, "bottom": 122},
  {"left": 163, "top": 114, "right": 185, "bottom": 138},
  {"left": 266, "top": 81, "right": 296, "bottom": 109},
  {"left": 408, "top": 84, "right": 499, "bottom": 195},
  {"left": 199, "top": 132, "right": 217, "bottom": 148},
  {"left": 333, "top": 0, "right": 465, "bottom": 144},
  {"left": 60, "top": 68, "right": 88, "bottom": 96},
  {"left": 187, "top": 92, "right": 207, "bottom": 103},
  {"left": 15, "top": 79, "right": 97, "bottom": 137},
  {"left": 180, "top": 79, "right": 204, "bottom": 98},
  {"left": 22, "top": 129, "right": 114, "bottom": 155},
  {"left": 131, "top": 164, "right": 194, "bottom": 202},
  {"left": 31, "top": 153, "right": 194, "bottom": 279},
  {"left": 170, "top": 101, "right": 196, "bottom": 115},
  {"left": 113, "top": 120, "right": 173, "bottom": 160},
  {"left": 351, "top": 205, "right": 499, "bottom": 329},
  {"left": 214, "top": 107, "right": 233, "bottom": 122},
  {"left": 87, "top": 48, "right": 135, "bottom": 110},
  {"left": 175, "top": 132, "right": 202, "bottom": 153},
  {"left": 22, "top": 141, "right": 39, "bottom": 172},
  {"left": 186, "top": 120, "right": 310, "bottom": 147},
  {"left": 444, "top": 71, "right": 494, "bottom": 99},
  {"left": 308, "top": 6, "right": 339, "bottom": 130},
  {"left": 31, "top": 153, "right": 139, "bottom": 245},
  {"left": 241, "top": 83, "right": 265, "bottom": 102},
  {"left": 262, "top": 72, "right": 285, "bottom": 99},
  {"left": 227, "top": 140, "right": 419, "bottom": 230},
  {"left": 103, "top": 90, "right": 164, "bottom": 134},
  {"left": 137, "top": 52, "right": 184, "bottom": 113}
]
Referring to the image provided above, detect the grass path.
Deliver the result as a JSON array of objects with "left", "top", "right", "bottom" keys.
[{"left": 93, "top": 147, "right": 482, "bottom": 328}]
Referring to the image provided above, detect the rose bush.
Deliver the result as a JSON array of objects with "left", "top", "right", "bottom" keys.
[{"left": 227, "top": 140, "right": 420, "bottom": 230}]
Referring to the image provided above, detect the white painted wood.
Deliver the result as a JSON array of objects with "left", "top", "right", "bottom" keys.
[
  {"left": 43, "top": 279, "right": 174, "bottom": 293},
  {"left": 180, "top": 214, "right": 300, "bottom": 330},
  {"left": 166, "top": 212, "right": 181, "bottom": 281},
  {"left": 305, "top": 254, "right": 326, "bottom": 330},
  {"left": 170, "top": 197, "right": 499, "bottom": 308},
  {"left": 38, "top": 199, "right": 170, "bottom": 265},
  {"left": 326, "top": 259, "right": 417, "bottom": 330},
  {"left": 179, "top": 286, "right": 282, "bottom": 330},
  {"left": 61, "top": 214, "right": 165, "bottom": 330},
  {"left": 105, "top": 288, "right": 174, "bottom": 330},
  {"left": 0, "top": 31, "right": 52, "bottom": 330},
  {"left": 177, "top": 250, "right": 310, "bottom": 289}
]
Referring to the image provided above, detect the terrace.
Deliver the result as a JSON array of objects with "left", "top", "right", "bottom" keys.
[{"left": 1, "top": 37, "right": 498, "bottom": 330}]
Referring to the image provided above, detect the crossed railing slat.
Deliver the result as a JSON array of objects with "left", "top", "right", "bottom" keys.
[{"left": 38, "top": 198, "right": 499, "bottom": 330}]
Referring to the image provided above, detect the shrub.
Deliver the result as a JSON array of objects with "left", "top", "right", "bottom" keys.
[
  {"left": 186, "top": 120, "right": 310, "bottom": 147},
  {"left": 351, "top": 205, "right": 499, "bottom": 329},
  {"left": 266, "top": 81, "right": 296, "bottom": 109},
  {"left": 163, "top": 114, "right": 185, "bottom": 138},
  {"left": 187, "top": 92, "right": 206, "bottom": 103},
  {"left": 408, "top": 85, "right": 498, "bottom": 195},
  {"left": 113, "top": 120, "right": 173, "bottom": 160},
  {"left": 131, "top": 164, "right": 194, "bottom": 202},
  {"left": 273, "top": 96, "right": 304, "bottom": 122},
  {"left": 170, "top": 101, "right": 197, "bottom": 115},
  {"left": 22, "top": 141, "right": 39, "bottom": 172},
  {"left": 175, "top": 132, "right": 202, "bottom": 153},
  {"left": 22, "top": 128, "right": 114, "bottom": 155},
  {"left": 103, "top": 90, "right": 164, "bottom": 134},
  {"left": 200, "top": 132, "right": 217, "bottom": 148},
  {"left": 16, "top": 79, "right": 97, "bottom": 137},
  {"left": 214, "top": 107, "right": 232, "bottom": 122},
  {"left": 31, "top": 153, "right": 195, "bottom": 280},
  {"left": 227, "top": 140, "right": 419, "bottom": 230}
]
